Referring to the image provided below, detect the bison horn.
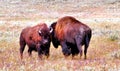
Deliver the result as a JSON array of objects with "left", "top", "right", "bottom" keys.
[
  {"left": 38, "top": 30, "right": 42, "bottom": 36},
  {"left": 50, "top": 27, "right": 53, "bottom": 33}
]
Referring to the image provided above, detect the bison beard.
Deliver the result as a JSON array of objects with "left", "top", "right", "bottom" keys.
[
  {"left": 50, "top": 16, "right": 92, "bottom": 59},
  {"left": 19, "top": 23, "right": 51, "bottom": 59}
]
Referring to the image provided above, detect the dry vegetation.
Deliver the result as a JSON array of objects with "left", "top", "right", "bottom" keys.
[
  {"left": 0, "top": 21, "right": 120, "bottom": 71},
  {"left": 0, "top": 0, "right": 120, "bottom": 71}
]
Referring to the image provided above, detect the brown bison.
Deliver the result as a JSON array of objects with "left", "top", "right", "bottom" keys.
[
  {"left": 19, "top": 23, "right": 51, "bottom": 59},
  {"left": 50, "top": 16, "right": 92, "bottom": 59}
]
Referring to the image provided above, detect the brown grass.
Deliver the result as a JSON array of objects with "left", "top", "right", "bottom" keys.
[
  {"left": 0, "top": 21, "right": 120, "bottom": 71},
  {"left": 0, "top": 0, "right": 120, "bottom": 70}
]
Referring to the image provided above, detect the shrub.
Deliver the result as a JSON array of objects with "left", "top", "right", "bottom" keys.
[
  {"left": 110, "top": 50, "right": 120, "bottom": 59},
  {"left": 108, "top": 33, "right": 119, "bottom": 41}
]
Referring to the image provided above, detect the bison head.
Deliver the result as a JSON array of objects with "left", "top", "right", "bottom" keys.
[
  {"left": 50, "top": 22, "right": 60, "bottom": 48},
  {"left": 37, "top": 25, "right": 52, "bottom": 58},
  {"left": 38, "top": 28, "right": 51, "bottom": 46}
]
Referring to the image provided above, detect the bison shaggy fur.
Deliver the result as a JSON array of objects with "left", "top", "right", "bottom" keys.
[
  {"left": 50, "top": 16, "right": 92, "bottom": 59},
  {"left": 19, "top": 23, "right": 51, "bottom": 59}
]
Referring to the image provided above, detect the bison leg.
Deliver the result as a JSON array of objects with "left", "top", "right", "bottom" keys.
[
  {"left": 38, "top": 48, "right": 43, "bottom": 59},
  {"left": 28, "top": 48, "right": 32, "bottom": 57},
  {"left": 71, "top": 46, "right": 79, "bottom": 59},
  {"left": 84, "top": 44, "right": 88, "bottom": 59},
  {"left": 77, "top": 45, "right": 82, "bottom": 58},
  {"left": 61, "top": 41, "right": 71, "bottom": 57},
  {"left": 44, "top": 49, "right": 50, "bottom": 58},
  {"left": 84, "top": 35, "right": 91, "bottom": 59},
  {"left": 37, "top": 44, "right": 43, "bottom": 59},
  {"left": 19, "top": 39, "right": 26, "bottom": 59},
  {"left": 75, "top": 35, "right": 83, "bottom": 59},
  {"left": 66, "top": 43, "right": 79, "bottom": 59}
]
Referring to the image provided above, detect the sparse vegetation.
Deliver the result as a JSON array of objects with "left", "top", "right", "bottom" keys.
[
  {"left": 0, "top": 0, "right": 120, "bottom": 71},
  {"left": 110, "top": 50, "right": 120, "bottom": 59},
  {"left": 0, "top": 21, "right": 120, "bottom": 71},
  {"left": 108, "top": 33, "right": 119, "bottom": 41}
]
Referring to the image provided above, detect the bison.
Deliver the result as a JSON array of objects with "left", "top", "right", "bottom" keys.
[
  {"left": 19, "top": 23, "right": 51, "bottom": 59},
  {"left": 50, "top": 16, "right": 92, "bottom": 59}
]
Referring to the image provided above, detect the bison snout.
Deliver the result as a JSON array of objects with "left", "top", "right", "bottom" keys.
[{"left": 42, "top": 39, "right": 49, "bottom": 44}]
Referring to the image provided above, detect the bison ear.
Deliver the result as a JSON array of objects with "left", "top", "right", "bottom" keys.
[
  {"left": 49, "top": 27, "right": 53, "bottom": 33},
  {"left": 38, "top": 30, "right": 42, "bottom": 36}
]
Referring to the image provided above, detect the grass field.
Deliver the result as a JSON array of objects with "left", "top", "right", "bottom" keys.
[
  {"left": 0, "top": 0, "right": 120, "bottom": 71},
  {"left": 0, "top": 20, "right": 120, "bottom": 71}
]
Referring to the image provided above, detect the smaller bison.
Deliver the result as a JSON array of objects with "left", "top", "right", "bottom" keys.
[
  {"left": 50, "top": 16, "right": 92, "bottom": 59},
  {"left": 19, "top": 23, "right": 51, "bottom": 59}
]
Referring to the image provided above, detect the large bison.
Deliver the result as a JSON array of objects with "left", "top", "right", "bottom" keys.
[
  {"left": 19, "top": 23, "right": 51, "bottom": 59},
  {"left": 50, "top": 16, "right": 92, "bottom": 59}
]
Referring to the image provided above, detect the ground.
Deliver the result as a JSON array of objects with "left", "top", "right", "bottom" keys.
[{"left": 0, "top": 0, "right": 120, "bottom": 71}]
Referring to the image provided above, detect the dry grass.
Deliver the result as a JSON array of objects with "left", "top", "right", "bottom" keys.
[
  {"left": 0, "top": 21, "right": 120, "bottom": 71},
  {"left": 0, "top": 1, "right": 120, "bottom": 70},
  {"left": 0, "top": 0, "right": 120, "bottom": 20}
]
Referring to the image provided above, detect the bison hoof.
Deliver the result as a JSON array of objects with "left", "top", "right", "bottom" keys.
[
  {"left": 63, "top": 52, "right": 71, "bottom": 57},
  {"left": 38, "top": 55, "right": 43, "bottom": 60}
]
